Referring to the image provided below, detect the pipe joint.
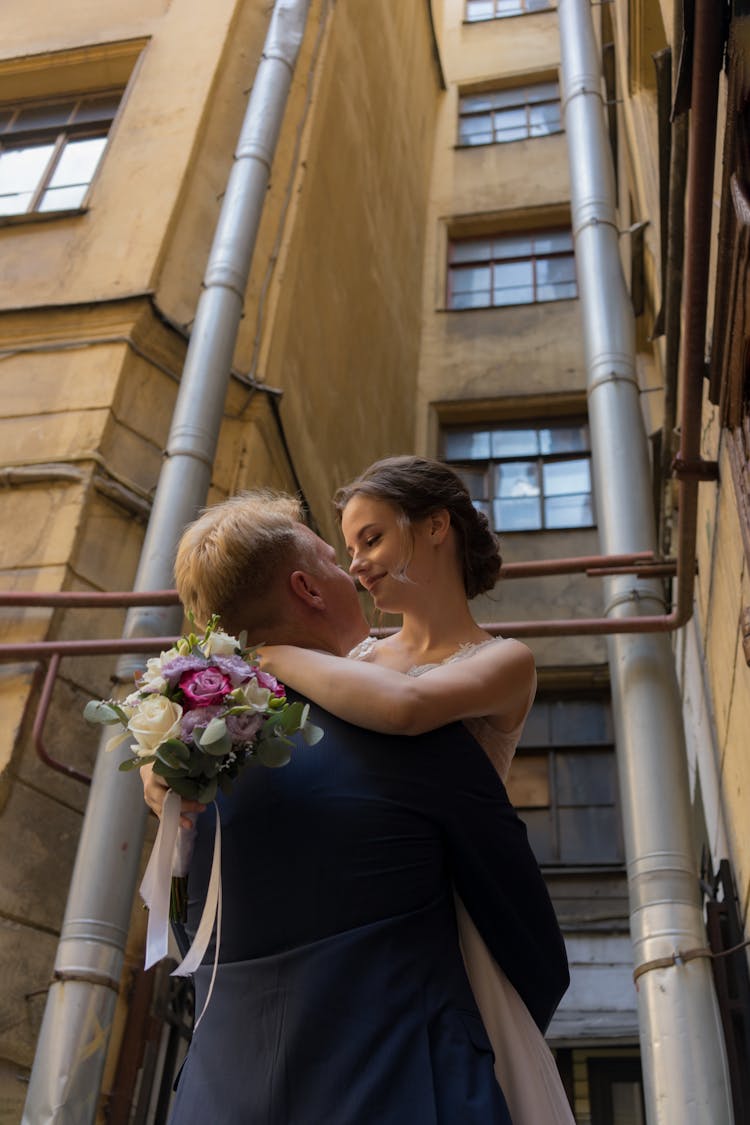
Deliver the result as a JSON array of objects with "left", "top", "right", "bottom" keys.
[
  {"left": 604, "top": 587, "right": 667, "bottom": 616},
  {"left": 235, "top": 140, "right": 274, "bottom": 172},
  {"left": 202, "top": 265, "right": 248, "bottom": 301},
  {"left": 584, "top": 366, "right": 638, "bottom": 398}
]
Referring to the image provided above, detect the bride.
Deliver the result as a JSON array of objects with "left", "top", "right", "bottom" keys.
[{"left": 259, "top": 454, "right": 575, "bottom": 1125}]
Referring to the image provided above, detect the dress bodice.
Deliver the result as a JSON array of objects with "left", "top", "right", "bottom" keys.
[{"left": 348, "top": 635, "right": 536, "bottom": 782}]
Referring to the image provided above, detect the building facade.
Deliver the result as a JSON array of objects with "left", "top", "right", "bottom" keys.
[{"left": 1, "top": 1, "right": 749, "bottom": 1122}]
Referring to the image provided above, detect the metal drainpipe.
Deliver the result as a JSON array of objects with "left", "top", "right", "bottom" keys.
[
  {"left": 22, "top": 2, "right": 312, "bottom": 1120},
  {"left": 558, "top": 1, "right": 733, "bottom": 1122}
]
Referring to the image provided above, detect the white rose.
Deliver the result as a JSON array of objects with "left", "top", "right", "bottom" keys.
[
  {"left": 237, "top": 679, "right": 272, "bottom": 713},
  {"left": 127, "top": 695, "right": 183, "bottom": 755},
  {"left": 203, "top": 630, "right": 240, "bottom": 657},
  {"left": 137, "top": 656, "right": 168, "bottom": 693}
]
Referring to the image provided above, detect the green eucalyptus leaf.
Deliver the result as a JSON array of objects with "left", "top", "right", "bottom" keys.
[
  {"left": 202, "top": 731, "right": 233, "bottom": 758},
  {"left": 301, "top": 720, "right": 324, "bottom": 746},
  {"left": 200, "top": 717, "right": 227, "bottom": 746},
  {"left": 197, "top": 777, "right": 218, "bottom": 803},
  {"left": 118, "top": 757, "right": 143, "bottom": 772},
  {"left": 255, "top": 736, "right": 292, "bottom": 768},
  {"left": 83, "top": 700, "right": 124, "bottom": 725}
]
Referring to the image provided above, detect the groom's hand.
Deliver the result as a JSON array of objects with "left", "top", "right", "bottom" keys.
[{"left": 139, "top": 763, "right": 205, "bottom": 828}]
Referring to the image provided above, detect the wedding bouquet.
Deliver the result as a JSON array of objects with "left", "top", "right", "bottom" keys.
[{"left": 85, "top": 615, "right": 322, "bottom": 921}]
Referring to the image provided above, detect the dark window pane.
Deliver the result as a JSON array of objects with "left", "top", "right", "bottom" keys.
[
  {"left": 544, "top": 493, "right": 593, "bottom": 528},
  {"left": 533, "top": 231, "right": 574, "bottom": 254},
  {"left": 443, "top": 431, "right": 491, "bottom": 460},
  {"left": 0, "top": 110, "right": 13, "bottom": 132},
  {"left": 451, "top": 265, "right": 492, "bottom": 293},
  {"left": 559, "top": 807, "right": 622, "bottom": 863},
  {"left": 539, "top": 423, "right": 589, "bottom": 455},
  {"left": 492, "top": 234, "right": 533, "bottom": 259},
  {"left": 450, "top": 289, "right": 492, "bottom": 310},
  {"left": 517, "top": 703, "right": 549, "bottom": 747},
  {"left": 496, "top": 460, "right": 540, "bottom": 498},
  {"left": 543, "top": 457, "right": 591, "bottom": 497},
  {"left": 494, "top": 107, "right": 526, "bottom": 132},
  {"left": 493, "top": 496, "right": 541, "bottom": 530},
  {"left": 72, "top": 94, "right": 120, "bottom": 124},
  {"left": 450, "top": 240, "right": 492, "bottom": 264},
  {"left": 525, "top": 83, "right": 559, "bottom": 104},
  {"left": 527, "top": 0, "right": 552, "bottom": 10},
  {"left": 490, "top": 429, "right": 539, "bottom": 458},
  {"left": 459, "top": 114, "right": 494, "bottom": 145},
  {"left": 529, "top": 103, "right": 562, "bottom": 136},
  {"left": 520, "top": 808, "right": 556, "bottom": 863},
  {"left": 461, "top": 94, "right": 495, "bottom": 114},
  {"left": 494, "top": 285, "right": 535, "bottom": 306},
  {"left": 495, "top": 124, "right": 530, "bottom": 144},
  {"left": 551, "top": 699, "right": 613, "bottom": 744},
  {"left": 556, "top": 750, "right": 617, "bottom": 804},
  {"left": 493, "top": 259, "right": 534, "bottom": 292},
  {"left": 537, "top": 280, "right": 577, "bottom": 302},
  {"left": 12, "top": 101, "right": 75, "bottom": 132},
  {"left": 537, "top": 254, "right": 577, "bottom": 286}
]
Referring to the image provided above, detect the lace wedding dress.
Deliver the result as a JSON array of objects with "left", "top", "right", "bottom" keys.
[{"left": 350, "top": 636, "right": 575, "bottom": 1125}]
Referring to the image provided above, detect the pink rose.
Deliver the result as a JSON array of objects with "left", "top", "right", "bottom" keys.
[{"left": 179, "top": 667, "right": 232, "bottom": 708}]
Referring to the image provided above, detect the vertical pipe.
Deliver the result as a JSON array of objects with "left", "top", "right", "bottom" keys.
[
  {"left": 557, "top": 2, "right": 733, "bottom": 1121},
  {"left": 22, "top": 3, "right": 312, "bottom": 1121}
]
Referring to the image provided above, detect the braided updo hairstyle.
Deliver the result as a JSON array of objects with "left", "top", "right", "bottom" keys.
[{"left": 334, "top": 455, "right": 502, "bottom": 599}]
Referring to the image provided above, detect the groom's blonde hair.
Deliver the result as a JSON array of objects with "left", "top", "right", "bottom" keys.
[{"left": 174, "top": 490, "right": 315, "bottom": 634}]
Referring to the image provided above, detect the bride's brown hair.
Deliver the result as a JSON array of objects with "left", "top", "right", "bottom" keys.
[{"left": 334, "top": 455, "right": 502, "bottom": 599}]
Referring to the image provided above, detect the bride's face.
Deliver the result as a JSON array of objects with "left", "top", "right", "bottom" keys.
[{"left": 341, "top": 494, "right": 436, "bottom": 613}]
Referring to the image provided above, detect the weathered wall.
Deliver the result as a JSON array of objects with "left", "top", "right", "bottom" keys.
[
  {"left": 416, "top": 0, "right": 605, "bottom": 668},
  {"left": 0, "top": 0, "right": 442, "bottom": 1114}
]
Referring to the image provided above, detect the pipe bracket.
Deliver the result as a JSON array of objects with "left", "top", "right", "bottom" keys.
[
  {"left": 53, "top": 969, "right": 121, "bottom": 993},
  {"left": 671, "top": 457, "right": 719, "bottom": 481}
]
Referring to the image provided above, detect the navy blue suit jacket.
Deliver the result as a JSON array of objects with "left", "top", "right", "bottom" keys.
[{"left": 169, "top": 701, "right": 569, "bottom": 1124}]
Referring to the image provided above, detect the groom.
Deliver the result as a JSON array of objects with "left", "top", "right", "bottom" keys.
[{"left": 144, "top": 491, "right": 569, "bottom": 1124}]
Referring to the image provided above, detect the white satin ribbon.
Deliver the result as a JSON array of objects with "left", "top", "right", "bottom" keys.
[{"left": 140, "top": 790, "right": 223, "bottom": 1028}]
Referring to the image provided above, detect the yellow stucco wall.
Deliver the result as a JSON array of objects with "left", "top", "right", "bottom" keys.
[
  {"left": 416, "top": 0, "right": 605, "bottom": 667},
  {"left": 0, "top": 1, "right": 442, "bottom": 1112}
]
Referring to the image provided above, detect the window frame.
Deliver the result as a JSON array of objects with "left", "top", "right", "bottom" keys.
[
  {"left": 465, "top": 0, "right": 554, "bottom": 22},
  {"left": 507, "top": 693, "right": 625, "bottom": 871},
  {"left": 0, "top": 90, "right": 121, "bottom": 219},
  {"left": 457, "top": 81, "right": 563, "bottom": 148},
  {"left": 441, "top": 417, "right": 595, "bottom": 534},
  {"left": 446, "top": 228, "right": 577, "bottom": 311}
]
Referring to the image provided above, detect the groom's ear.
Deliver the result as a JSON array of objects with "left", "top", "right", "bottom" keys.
[{"left": 289, "top": 569, "right": 325, "bottom": 609}]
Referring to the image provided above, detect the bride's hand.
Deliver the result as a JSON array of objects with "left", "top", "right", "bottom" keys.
[{"left": 140, "top": 763, "right": 205, "bottom": 829}]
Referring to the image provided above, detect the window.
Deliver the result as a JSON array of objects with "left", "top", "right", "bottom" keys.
[
  {"left": 458, "top": 82, "right": 562, "bottom": 146},
  {"left": 588, "top": 1057, "right": 646, "bottom": 1124},
  {"left": 0, "top": 91, "right": 120, "bottom": 216},
  {"left": 447, "top": 230, "right": 576, "bottom": 310},
  {"left": 506, "top": 696, "right": 624, "bottom": 867},
  {"left": 442, "top": 420, "right": 594, "bottom": 532},
  {"left": 466, "top": 0, "right": 553, "bottom": 20}
]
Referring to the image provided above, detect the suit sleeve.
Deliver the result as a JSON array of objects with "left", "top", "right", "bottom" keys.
[{"left": 421, "top": 723, "right": 570, "bottom": 1033}]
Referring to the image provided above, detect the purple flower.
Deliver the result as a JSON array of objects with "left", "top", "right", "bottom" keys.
[
  {"left": 180, "top": 667, "right": 232, "bottom": 707},
  {"left": 180, "top": 705, "right": 223, "bottom": 743},
  {"left": 225, "top": 711, "right": 263, "bottom": 744},
  {"left": 254, "top": 668, "right": 286, "bottom": 698},
  {"left": 211, "top": 654, "right": 255, "bottom": 686},
  {"left": 160, "top": 654, "right": 208, "bottom": 688}
]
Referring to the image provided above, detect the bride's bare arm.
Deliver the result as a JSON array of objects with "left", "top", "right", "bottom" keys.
[{"left": 259, "top": 640, "right": 535, "bottom": 735}]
